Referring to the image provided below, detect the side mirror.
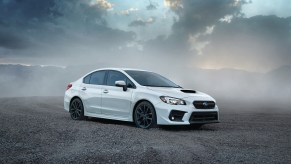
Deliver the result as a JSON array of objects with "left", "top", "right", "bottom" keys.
[{"left": 115, "top": 80, "right": 127, "bottom": 91}]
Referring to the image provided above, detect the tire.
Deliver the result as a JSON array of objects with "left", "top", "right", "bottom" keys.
[
  {"left": 70, "top": 98, "right": 85, "bottom": 120},
  {"left": 134, "top": 101, "right": 157, "bottom": 129}
]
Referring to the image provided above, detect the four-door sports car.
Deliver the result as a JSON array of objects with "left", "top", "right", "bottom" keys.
[{"left": 64, "top": 68, "right": 219, "bottom": 129}]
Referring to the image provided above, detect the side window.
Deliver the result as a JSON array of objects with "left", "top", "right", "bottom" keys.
[
  {"left": 106, "top": 71, "right": 135, "bottom": 88},
  {"left": 106, "top": 71, "right": 127, "bottom": 86},
  {"left": 83, "top": 74, "right": 91, "bottom": 84},
  {"left": 89, "top": 71, "right": 106, "bottom": 85}
]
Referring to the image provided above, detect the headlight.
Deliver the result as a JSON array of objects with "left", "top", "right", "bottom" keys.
[{"left": 160, "top": 96, "right": 186, "bottom": 105}]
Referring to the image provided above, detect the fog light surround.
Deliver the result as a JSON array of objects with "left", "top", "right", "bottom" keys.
[{"left": 169, "top": 110, "right": 187, "bottom": 122}]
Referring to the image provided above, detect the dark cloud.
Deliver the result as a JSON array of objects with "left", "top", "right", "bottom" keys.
[
  {"left": 0, "top": 0, "right": 135, "bottom": 60},
  {"left": 0, "top": 0, "right": 109, "bottom": 24},
  {"left": 200, "top": 15, "right": 291, "bottom": 71},
  {"left": 145, "top": 0, "right": 247, "bottom": 55},
  {"left": 0, "top": 29, "right": 30, "bottom": 49},
  {"left": 171, "top": 0, "right": 247, "bottom": 34},
  {"left": 0, "top": 0, "right": 60, "bottom": 24},
  {"left": 0, "top": 0, "right": 59, "bottom": 49}
]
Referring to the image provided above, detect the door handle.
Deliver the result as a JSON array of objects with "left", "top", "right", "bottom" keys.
[
  {"left": 81, "top": 87, "right": 86, "bottom": 91},
  {"left": 103, "top": 89, "right": 109, "bottom": 93}
]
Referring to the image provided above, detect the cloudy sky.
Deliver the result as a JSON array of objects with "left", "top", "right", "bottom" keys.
[{"left": 0, "top": 0, "right": 290, "bottom": 72}]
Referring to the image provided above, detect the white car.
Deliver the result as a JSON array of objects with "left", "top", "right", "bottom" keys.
[{"left": 64, "top": 68, "right": 219, "bottom": 129}]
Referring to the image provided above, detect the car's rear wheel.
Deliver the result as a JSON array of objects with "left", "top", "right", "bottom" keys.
[
  {"left": 134, "top": 101, "right": 157, "bottom": 129},
  {"left": 70, "top": 98, "right": 85, "bottom": 120}
]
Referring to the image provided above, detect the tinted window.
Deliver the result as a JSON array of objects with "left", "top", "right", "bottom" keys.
[
  {"left": 125, "top": 70, "right": 180, "bottom": 88},
  {"left": 106, "top": 71, "right": 135, "bottom": 88},
  {"left": 89, "top": 71, "right": 106, "bottom": 85},
  {"left": 83, "top": 74, "right": 91, "bottom": 84}
]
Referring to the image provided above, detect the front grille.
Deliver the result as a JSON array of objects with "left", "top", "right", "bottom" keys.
[
  {"left": 193, "top": 101, "right": 215, "bottom": 109},
  {"left": 189, "top": 112, "right": 218, "bottom": 123}
]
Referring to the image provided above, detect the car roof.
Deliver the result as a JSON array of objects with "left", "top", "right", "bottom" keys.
[
  {"left": 93, "top": 68, "right": 151, "bottom": 72},
  {"left": 81, "top": 68, "right": 153, "bottom": 78}
]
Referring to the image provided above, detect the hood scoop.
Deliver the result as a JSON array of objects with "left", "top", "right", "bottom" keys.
[{"left": 180, "top": 89, "right": 196, "bottom": 94}]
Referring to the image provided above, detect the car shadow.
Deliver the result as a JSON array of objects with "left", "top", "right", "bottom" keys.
[
  {"left": 84, "top": 117, "right": 219, "bottom": 131},
  {"left": 158, "top": 124, "right": 218, "bottom": 131}
]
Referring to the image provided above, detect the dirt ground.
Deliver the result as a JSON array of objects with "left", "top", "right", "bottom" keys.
[{"left": 0, "top": 97, "right": 290, "bottom": 163}]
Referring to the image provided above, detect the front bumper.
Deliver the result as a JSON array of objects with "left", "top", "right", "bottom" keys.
[{"left": 155, "top": 102, "right": 219, "bottom": 125}]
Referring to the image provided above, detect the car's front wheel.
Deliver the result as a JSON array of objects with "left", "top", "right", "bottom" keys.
[
  {"left": 70, "top": 98, "right": 85, "bottom": 120},
  {"left": 134, "top": 101, "right": 157, "bottom": 129}
]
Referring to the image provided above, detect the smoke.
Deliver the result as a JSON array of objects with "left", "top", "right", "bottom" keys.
[{"left": 0, "top": 64, "right": 290, "bottom": 110}]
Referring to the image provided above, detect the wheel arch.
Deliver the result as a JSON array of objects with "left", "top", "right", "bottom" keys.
[
  {"left": 132, "top": 99, "right": 156, "bottom": 122},
  {"left": 69, "top": 96, "right": 85, "bottom": 120},
  {"left": 69, "top": 96, "right": 82, "bottom": 108}
]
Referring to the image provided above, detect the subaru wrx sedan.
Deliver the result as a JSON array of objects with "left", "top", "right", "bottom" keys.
[{"left": 64, "top": 68, "right": 219, "bottom": 129}]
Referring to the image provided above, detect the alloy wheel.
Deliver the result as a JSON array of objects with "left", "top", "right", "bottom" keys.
[
  {"left": 70, "top": 99, "right": 84, "bottom": 120},
  {"left": 135, "top": 102, "right": 156, "bottom": 129}
]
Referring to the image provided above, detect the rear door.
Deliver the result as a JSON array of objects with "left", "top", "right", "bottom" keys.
[
  {"left": 80, "top": 70, "right": 106, "bottom": 114},
  {"left": 101, "top": 70, "right": 135, "bottom": 118}
]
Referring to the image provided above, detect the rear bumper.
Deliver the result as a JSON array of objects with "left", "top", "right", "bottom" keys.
[{"left": 64, "top": 94, "right": 71, "bottom": 112}]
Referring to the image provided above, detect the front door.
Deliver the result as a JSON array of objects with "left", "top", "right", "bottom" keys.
[{"left": 101, "top": 70, "right": 134, "bottom": 118}]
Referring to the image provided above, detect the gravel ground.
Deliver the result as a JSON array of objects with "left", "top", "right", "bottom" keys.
[{"left": 0, "top": 97, "right": 290, "bottom": 163}]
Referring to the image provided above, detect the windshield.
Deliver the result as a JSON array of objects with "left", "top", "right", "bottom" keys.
[{"left": 125, "top": 70, "right": 181, "bottom": 88}]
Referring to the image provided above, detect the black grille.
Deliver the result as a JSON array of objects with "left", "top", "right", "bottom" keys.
[
  {"left": 193, "top": 101, "right": 215, "bottom": 109},
  {"left": 189, "top": 112, "right": 218, "bottom": 123}
]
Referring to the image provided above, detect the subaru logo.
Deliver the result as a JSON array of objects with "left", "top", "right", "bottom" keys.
[{"left": 203, "top": 102, "right": 208, "bottom": 107}]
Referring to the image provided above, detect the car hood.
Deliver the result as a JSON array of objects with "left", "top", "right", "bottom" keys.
[{"left": 146, "top": 87, "right": 215, "bottom": 101}]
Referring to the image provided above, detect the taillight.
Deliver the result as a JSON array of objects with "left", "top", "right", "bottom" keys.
[{"left": 66, "top": 83, "right": 72, "bottom": 90}]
